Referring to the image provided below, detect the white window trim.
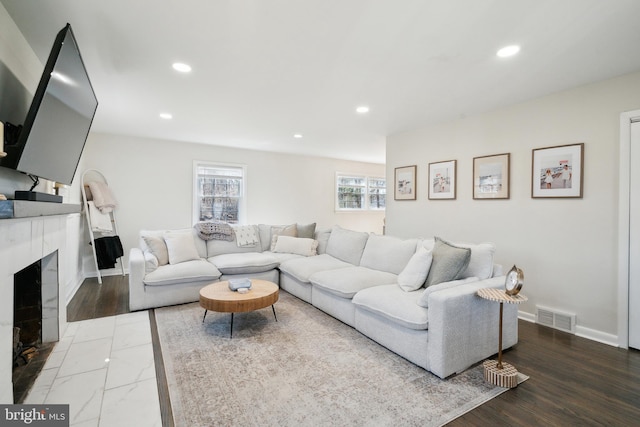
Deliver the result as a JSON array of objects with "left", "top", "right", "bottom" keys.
[
  {"left": 193, "top": 160, "right": 248, "bottom": 225},
  {"left": 335, "top": 172, "right": 386, "bottom": 212}
]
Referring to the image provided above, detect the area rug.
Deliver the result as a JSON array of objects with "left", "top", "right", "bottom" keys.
[{"left": 154, "top": 291, "right": 527, "bottom": 427}]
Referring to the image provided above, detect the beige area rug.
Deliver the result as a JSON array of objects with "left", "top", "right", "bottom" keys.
[{"left": 155, "top": 291, "right": 527, "bottom": 427}]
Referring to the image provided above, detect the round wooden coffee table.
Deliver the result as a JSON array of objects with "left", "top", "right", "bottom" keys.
[{"left": 199, "top": 279, "right": 279, "bottom": 338}]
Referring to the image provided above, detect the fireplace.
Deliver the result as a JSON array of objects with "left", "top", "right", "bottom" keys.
[
  {"left": 0, "top": 209, "right": 80, "bottom": 404},
  {"left": 13, "top": 252, "right": 59, "bottom": 366}
]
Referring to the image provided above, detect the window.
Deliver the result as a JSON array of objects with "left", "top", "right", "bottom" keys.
[
  {"left": 194, "top": 162, "right": 246, "bottom": 224},
  {"left": 336, "top": 174, "right": 386, "bottom": 211}
]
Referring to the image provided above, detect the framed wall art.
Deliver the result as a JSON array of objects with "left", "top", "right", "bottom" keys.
[
  {"left": 473, "top": 153, "right": 510, "bottom": 199},
  {"left": 394, "top": 165, "right": 417, "bottom": 200},
  {"left": 428, "top": 160, "right": 456, "bottom": 200},
  {"left": 532, "top": 143, "right": 584, "bottom": 198}
]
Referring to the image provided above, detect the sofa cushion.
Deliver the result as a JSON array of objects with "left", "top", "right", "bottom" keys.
[
  {"left": 416, "top": 277, "right": 479, "bottom": 308},
  {"left": 279, "top": 254, "right": 352, "bottom": 283},
  {"left": 272, "top": 236, "right": 318, "bottom": 256},
  {"left": 455, "top": 242, "right": 496, "bottom": 280},
  {"left": 352, "top": 285, "right": 428, "bottom": 330},
  {"left": 143, "top": 259, "right": 221, "bottom": 286},
  {"left": 208, "top": 252, "right": 279, "bottom": 275},
  {"left": 207, "top": 227, "right": 263, "bottom": 257},
  {"left": 164, "top": 231, "right": 201, "bottom": 264},
  {"left": 314, "top": 228, "right": 332, "bottom": 254},
  {"left": 266, "top": 251, "right": 304, "bottom": 263},
  {"left": 144, "top": 251, "right": 159, "bottom": 273},
  {"left": 325, "top": 225, "right": 369, "bottom": 265},
  {"left": 359, "top": 234, "right": 418, "bottom": 275},
  {"left": 398, "top": 246, "right": 433, "bottom": 291},
  {"left": 310, "top": 266, "right": 398, "bottom": 299},
  {"left": 424, "top": 237, "right": 471, "bottom": 287}
]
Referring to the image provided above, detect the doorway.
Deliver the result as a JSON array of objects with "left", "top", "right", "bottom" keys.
[{"left": 619, "top": 110, "right": 640, "bottom": 349}]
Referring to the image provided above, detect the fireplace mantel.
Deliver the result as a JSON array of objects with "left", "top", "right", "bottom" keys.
[
  {"left": 0, "top": 211, "right": 81, "bottom": 403},
  {"left": 0, "top": 200, "right": 81, "bottom": 219}
]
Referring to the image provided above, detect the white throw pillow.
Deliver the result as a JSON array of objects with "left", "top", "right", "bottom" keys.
[
  {"left": 270, "top": 224, "right": 298, "bottom": 250},
  {"left": 272, "top": 236, "right": 318, "bottom": 257},
  {"left": 163, "top": 232, "right": 201, "bottom": 265},
  {"left": 398, "top": 247, "right": 433, "bottom": 292}
]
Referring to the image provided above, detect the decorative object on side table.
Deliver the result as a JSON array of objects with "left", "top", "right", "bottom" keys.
[
  {"left": 477, "top": 265, "right": 527, "bottom": 388},
  {"left": 228, "top": 278, "right": 252, "bottom": 291}
]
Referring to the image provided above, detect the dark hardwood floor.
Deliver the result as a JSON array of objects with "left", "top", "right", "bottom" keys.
[
  {"left": 66, "top": 275, "right": 130, "bottom": 321},
  {"left": 62, "top": 275, "right": 640, "bottom": 426}
]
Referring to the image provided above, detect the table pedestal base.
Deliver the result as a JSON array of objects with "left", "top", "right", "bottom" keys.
[{"left": 483, "top": 360, "right": 519, "bottom": 388}]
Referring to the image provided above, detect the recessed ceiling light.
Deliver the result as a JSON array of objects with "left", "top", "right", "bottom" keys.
[
  {"left": 356, "top": 106, "right": 370, "bottom": 114},
  {"left": 159, "top": 113, "right": 173, "bottom": 120},
  {"left": 172, "top": 62, "right": 192, "bottom": 73},
  {"left": 497, "top": 45, "right": 520, "bottom": 58},
  {"left": 293, "top": 134, "right": 303, "bottom": 139}
]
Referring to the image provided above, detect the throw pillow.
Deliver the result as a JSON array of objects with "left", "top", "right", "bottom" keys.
[
  {"left": 163, "top": 232, "right": 201, "bottom": 265},
  {"left": 397, "top": 247, "right": 433, "bottom": 292},
  {"left": 272, "top": 236, "right": 319, "bottom": 256},
  {"left": 142, "top": 235, "right": 169, "bottom": 266},
  {"left": 325, "top": 225, "right": 369, "bottom": 265},
  {"left": 270, "top": 224, "right": 298, "bottom": 250},
  {"left": 424, "top": 237, "right": 471, "bottom": 287},
  {"left": 455, "top": 242, "right": 495, "bottom": 280},
  {"left": 297, "top": 223, "right": 317, "bottom": 239}
]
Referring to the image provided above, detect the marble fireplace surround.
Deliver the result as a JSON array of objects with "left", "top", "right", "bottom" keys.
[{"left": 0, "top": 207, "right": 80, "bottom": 403}]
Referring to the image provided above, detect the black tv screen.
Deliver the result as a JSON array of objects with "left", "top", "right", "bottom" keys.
[{"left": 2, "top": 23, "right": 97, "bottom": 185}]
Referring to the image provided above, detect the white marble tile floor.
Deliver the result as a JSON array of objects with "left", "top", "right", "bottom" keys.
[{"left": 25, "top": 311, "right": 162, "bottom": 427}]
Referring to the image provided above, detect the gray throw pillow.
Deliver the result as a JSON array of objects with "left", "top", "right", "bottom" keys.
[
  {"left": 297, "top": 223, "right": 317, "bottom": 239},
  {"left": 424, "top": 237, "right": 471, "bottom": 287}
]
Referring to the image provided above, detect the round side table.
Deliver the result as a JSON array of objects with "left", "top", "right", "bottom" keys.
[{"left": 477, "top": 287, "right": 527, "bottom": 388}]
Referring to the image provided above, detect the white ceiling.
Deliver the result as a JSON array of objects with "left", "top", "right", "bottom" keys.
[{"left": 3, "top": 0, "right": 640, "bottom": 164}]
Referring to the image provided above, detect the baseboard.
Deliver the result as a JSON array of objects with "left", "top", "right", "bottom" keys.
[
  {"left": 575, "top": 326, "right": 619, "bottom": 347},
  {"left": 518, "top": 310, "right": 619, "bottom": 347},
  {"left": 65, "top": 271, "right": 86, "bottom": 305}
]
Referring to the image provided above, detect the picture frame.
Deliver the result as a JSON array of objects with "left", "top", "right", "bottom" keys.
[
  {"left": 532, "top": 143, "right": 584, "bottom": 198},
  {"left": 394, "top": 165, "right": 417, "bottom": 200},
  {"left": 473, "top": 153, "right": 510, "bottom": 199},
  {"left": 428, "top": 160, "right": 456, "bottom": 200}
]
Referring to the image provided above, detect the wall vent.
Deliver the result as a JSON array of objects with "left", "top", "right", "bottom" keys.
[{"left": 536, "top": 306, "right": 576, "bottom": 333}]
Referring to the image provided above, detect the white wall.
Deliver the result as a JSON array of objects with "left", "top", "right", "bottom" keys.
[
  {"left": 80, "top": 133, "right": 385, "bottom": 274},
  {"left": 386, "top": 71, "right": 640, "bottom": 343}
]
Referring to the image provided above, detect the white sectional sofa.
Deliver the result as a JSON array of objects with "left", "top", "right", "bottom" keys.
[{"left": 128, "top": 223, "right": 518, "bottom": 379}]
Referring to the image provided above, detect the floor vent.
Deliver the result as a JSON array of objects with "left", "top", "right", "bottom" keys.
[{"left": 536, "top": 306, "right": 576, "bottom": 333}]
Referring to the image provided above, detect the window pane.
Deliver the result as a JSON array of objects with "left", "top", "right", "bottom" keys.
[
  {"left": 337, "top": 175, "right": 366, "bottom": 209},
  {"left": 196, "top": 164, "right": 243, "bottom": 223},
  {"left": 368, "top": 177, "right": 386, "bottom": 209}
]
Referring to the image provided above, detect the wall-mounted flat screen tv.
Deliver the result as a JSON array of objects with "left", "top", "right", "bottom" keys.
[{"left": 0, "top": 23, "right": 98, "bottom": 186}]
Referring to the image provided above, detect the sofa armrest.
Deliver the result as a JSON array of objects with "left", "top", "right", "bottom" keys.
[
  {"left": 128, "top": 247, "right": 147, "bottom": 311},
  {"left": 426, "top": 275, "right": 518, "bottom": 379}
]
